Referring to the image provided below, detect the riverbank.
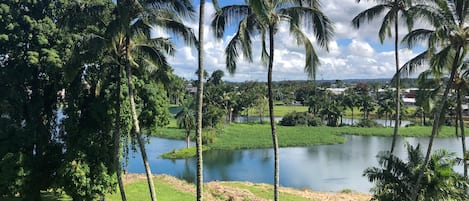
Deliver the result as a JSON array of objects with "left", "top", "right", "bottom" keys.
[
  {"left": 106, "top": 174, "right": 371, "bottom": 201},
  {"left": 153, "top": 124, "right": 456, "bottom": 159}
]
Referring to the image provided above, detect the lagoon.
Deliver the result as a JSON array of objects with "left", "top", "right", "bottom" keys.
[{"left": 127, "top": 135, "right": 466, "bottom": 192}]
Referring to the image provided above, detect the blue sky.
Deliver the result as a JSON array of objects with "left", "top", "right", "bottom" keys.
[{"left": 163, "top": 0, "right": 426, "bottom": 82}]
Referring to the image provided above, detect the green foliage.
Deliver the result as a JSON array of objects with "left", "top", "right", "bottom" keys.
[
  {"left": 60, "top": 159, "right": 116, "bottom": 201},
  {"left": 160, "top": 147, "right": 211, "bottom": 159},
  {"left": 202, "top": 128, "right": 218, "bottom": 145},
  {"left": 137, "top": 80, "right": 171, "bottom": 129},
  {"left": 364, "top": 144, "right": 469, "bottom": 201},
  {"left": 280, "top": 111, "right": 323, "bottom": 126},
  {"left": 0, "top": 153, "right": 25, "bottom": 197},
  {"left": 0, "top": 0, "right": 76, "bottom": 198},
  {"left": 356, "top": 119, "right": 382, "bottom": 128}
]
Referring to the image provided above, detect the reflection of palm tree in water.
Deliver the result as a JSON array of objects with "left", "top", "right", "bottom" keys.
[
  {"left": 204, "top": 150, "right": 243, "bottom": 180},
  {"left": 179, "top": 159, "right": 195, "bottom": 183}
]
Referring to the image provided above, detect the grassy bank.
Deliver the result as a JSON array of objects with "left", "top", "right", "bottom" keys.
[
  {"left": 153, "top": 123, "right": 456, "bottom": 158},
  {"left": 11, "top": 174, "right": 370, "bottom": 201},
  {"left": 104, "top": 174, "right": 370, "bottom": 201}
]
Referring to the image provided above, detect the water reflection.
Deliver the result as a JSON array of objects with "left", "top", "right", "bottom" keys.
[{"left": 127, "top": 136, "right": 467, "bottom": 192}]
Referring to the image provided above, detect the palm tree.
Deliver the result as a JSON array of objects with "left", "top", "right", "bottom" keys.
[
  {"left": 104, "top": 1, "right": 195, "bottom": 200},
  {"left": 414, "top": 71, "right": 440, "bottom": 126},
  {"left": 195, "top": 0, "right": 208, "bottom": 200},
  {"left": 455, "top": 66, "right": 469, "bottom": 178},
  {"left": 396, "top": 0, "right": 469, "bottom": 199},
  {"left": 176, "top": 98, "right": 196, "bottom": 148},
  {"left": 68, "top": 1, "right": 195, "bottom": 199},
  {"left": 352, "top": 0, "right": 415, "bottom": 154},
  {"left": 344, "top": 88, "right": 358, "bottom": 125},
  {"left": 364, "top": 143, "right": 469, "bottom": 201},
  {"left": 211, "top": 1, "right": 333, "bottom": 200}
]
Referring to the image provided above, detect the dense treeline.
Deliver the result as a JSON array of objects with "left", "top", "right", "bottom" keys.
[{"left": 0, "top": 0, "right": 177, "bottom": 200}]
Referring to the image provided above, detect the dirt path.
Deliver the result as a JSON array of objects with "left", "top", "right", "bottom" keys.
[{"left": 123, "top": 174, "right": 371, "bottom": 201}]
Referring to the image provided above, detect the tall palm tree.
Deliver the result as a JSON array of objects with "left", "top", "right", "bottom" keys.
[
  {"left": 94, "top": 1, "right": 195, "bottom": 200},
  {"left": 455, "top": 65, "right": 469, "bottom": 178},
  {"left": 195, "top": 0, "right": 208, "bottom": 200},
  {"left": 352, "top": 0, "right": 415, "bottom": 154},
  {"left": 113, "top": 64, "right": 127, "bottom": 201},
  {"left": 396, "top": 0, "right": 469, "bottom": 199},
  {"left": 67, "top": 1, "right": 195, "bottom": 199},
  {"left": 211, "top": 1, "right": 333, "bottom": 200}
]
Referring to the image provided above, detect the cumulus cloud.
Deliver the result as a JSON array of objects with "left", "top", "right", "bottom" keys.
[{"left": 160, "top": 0, "right": 425, "bottom": 82}]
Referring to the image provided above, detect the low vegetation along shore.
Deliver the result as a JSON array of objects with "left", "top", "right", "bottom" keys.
[{"left": 154, "top": 124, "right": 456, "bottom": 159}]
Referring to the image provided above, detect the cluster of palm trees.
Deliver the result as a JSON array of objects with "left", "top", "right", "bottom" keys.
[
  {"left": 354, "top": 0, "right": 469, "bottom": 200},
  {"left": 74, "top": 0, "right": 466, "bottom": 200}
]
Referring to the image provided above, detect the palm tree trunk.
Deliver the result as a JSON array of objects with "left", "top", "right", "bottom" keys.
[
  {"left": 351, "top": 108, "right": 354, "bottom": 125},
  {"left": 390, "top": 13, "right": 400, "bottom": 154},
  {"left": 195, "top": 1, "right": 205, "bottom": 200},
  {"left": 125, "top": 38, "right": 157, "bottom": 201},
  {"left": 186, "top": 129, "right": 190, "bottom": 149},
  {"left": 411, "top": 47, "right": 462, "bottom": 201},
  {"left": 457, "top": 88, "right": 467, "bottom": 178},
  {"left": 268, "top": 25, "right": 280, "bottom": 201},
  {"left": 114, "top": 64, "right": 127, "bottom": 201}
]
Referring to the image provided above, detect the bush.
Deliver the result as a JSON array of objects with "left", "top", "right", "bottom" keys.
[
  {"left": 202, "top": 128, "right": 217, "bottom": 144},
  {"left": 356, "top": 119, "right": 381, "bottom": 128},
  {"left": 280, "top": 112, "right": 322, "bottom": 126}
]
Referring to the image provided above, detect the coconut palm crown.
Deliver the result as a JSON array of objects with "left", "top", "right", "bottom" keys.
[
  {"left": 211, "top": 0, "right": 333, "bottom": 79},
  {"left": 211, "top": 1, "right": 333, "bottom": 200}
]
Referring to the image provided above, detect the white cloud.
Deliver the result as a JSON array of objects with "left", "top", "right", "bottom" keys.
[{"left": 160, "top": 1, "right": 425, "bottom": 82}]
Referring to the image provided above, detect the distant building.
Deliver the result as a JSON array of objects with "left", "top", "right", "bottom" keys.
[
  {"left": 402, "top": 97, "right": 416, "bottom": 106},
  {"left": 326, "top": 88, "right": 347, "bottom": 95}
]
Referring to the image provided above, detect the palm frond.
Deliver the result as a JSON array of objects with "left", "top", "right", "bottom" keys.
[
  {"left": 146, "top": 9, "right": 197, "bottom": 48},
  {"left": 429, "top": 46, "right": 454, "bottom": 76},
  {"left": 280, "top": 6, "right": 334, "bottom": 49},
  {"left": 401, "top": 29, "right": 434, "bottom": 49},
  {"left": 249, "top": 0, "right": 270, "bottom": 25},
  {"left": 352, "top": 4, "right": 389, "bottom": 29},
  {"left": 225, "top": 33, "right": 242, "bottom": 74},
  {"left": 377, "top": 9, "right": 395, "bottom": 43},
  {"left": 289, "top": 23, "right": 319, "bottom": 79},
  {"left": 145, "top": 0, "right": 195, "bottom": 18},
  {"left": 392, "top": 50, "right": 429, "bottom": 82},
  {"left": 210, "top": 5, "right": 250, "bottom": 39},
  {"left": 260, "top": 29, "right": 269, "bottom": 67}
]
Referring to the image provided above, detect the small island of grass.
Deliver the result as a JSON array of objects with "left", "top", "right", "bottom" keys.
[{"left": 153, "top": 123, "right": 455, "bottom": 159}]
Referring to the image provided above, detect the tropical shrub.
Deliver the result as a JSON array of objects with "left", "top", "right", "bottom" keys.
[
  {"left": 279, "top": 112, "right": 322, "bottom": 126},
  {"left": 202, "top": 128, "right": 218, "bottom": 145},
  {"left": 356, "top": 119, "right": 381, "bottom": 128},
  {"left": 364, "top": 144, "right": 469, "bottom": 201}
]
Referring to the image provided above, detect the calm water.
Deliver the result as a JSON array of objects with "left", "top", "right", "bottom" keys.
[{"left": 127, "top": 135, "right": 467, "bottom": 192}]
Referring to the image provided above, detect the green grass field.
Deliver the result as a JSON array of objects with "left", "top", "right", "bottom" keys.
[{"left": 106, "top": 177, "right": 195, "bottom": 201}]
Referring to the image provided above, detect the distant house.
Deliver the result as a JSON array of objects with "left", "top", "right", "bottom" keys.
[
  {"left": 185, "top": 85, "right": 197, "bottom": 94},
  {"left": 402, "top": 97, "right": 416, "bottom": 106},
  {"left": 326, "top": 88, "right": 347, "bottom": 95},
  {"left": 403, "top": 88, "right": 419, "bottom": 98}
]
